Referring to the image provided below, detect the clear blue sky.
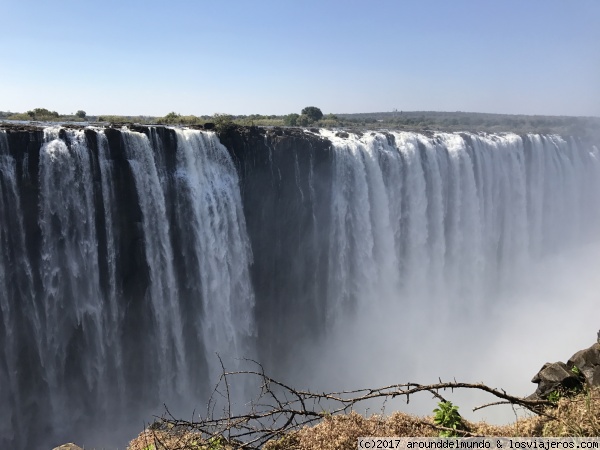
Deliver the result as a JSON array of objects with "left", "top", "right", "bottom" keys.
[{"left": 1, "top": 0, "right": 599, "bottom": 117}]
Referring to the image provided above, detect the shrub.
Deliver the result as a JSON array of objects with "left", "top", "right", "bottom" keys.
[
  {"left": 301, "top": 106, "right": 323, "bottom": 122},
  {"left": 283, "top": 113, "right": 299, "bottom": 126},
  {"left": 433, "top": 401, "right": 464, "bottom": 437}
]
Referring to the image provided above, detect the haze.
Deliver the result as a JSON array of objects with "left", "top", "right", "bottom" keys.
[{"left": 1, "top": 0, "right": 599, "bottom": 117}]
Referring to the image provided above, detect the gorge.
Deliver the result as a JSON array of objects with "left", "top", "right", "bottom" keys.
[{"left": 1, "top": 124, "right": 599, "bottom": 449}]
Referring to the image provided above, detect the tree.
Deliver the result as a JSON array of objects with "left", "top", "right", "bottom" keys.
[
  {"left": 162, "top": 112, "right": 181, "bottom": 123},
  {"left": 283, "top": 113, "right": 299, "bottom": 126},
  {"left": 301, "top": 106, "right": 323, "bottom": 122},
  {"left": 75, "top": 110, "right": 86, "bottom": 119},
  {"left": 31, "top": 108, "right": 59, "bottom": 118},
  {"left": 212, "top": 113, "right": 235, "bottom": 133},
  {"left": 297, "top": 114, "right": 312, "bottom": 126}
]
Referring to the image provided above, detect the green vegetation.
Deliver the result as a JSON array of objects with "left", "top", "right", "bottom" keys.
[
  {"left": 5, "top": 113, "right": 32, "bottom": 121},
  {"left": 207, "top": 436, "right": 227, "bottom": 450},
  {"left": 212, "top": 113, "right": 236, "bottom": 133},
  {"left": 432, "top": 401, "right": 464, "bottom": 437},
  {"left": 28, "top": 107, "right": 59, "bottom": 119},
  {"left": 3, "top": 107, "right": 156, "bottom": 124},
  {"left": 156, "top": 112, "right": 285, "bottom": 128},
  {"left": 300, "top": 106, "right": 324, "bottom": 124},
  {"left": 301, "top": 106, "right": 323, "bottom": 121},
  {"left": 282, "top": 106, "right": 334, "bottom": 127},
  {"left": 283, "top": 113, "right": 299, "bottom": 126},
  {"left": 548, "top": 390, "right": 562, "bottom": 403},
  {"left": 0, "top": 111, "right": 15, "bottom": 119},
  {"left": 157, "top": 112, "right": 207, "bottom": 125},
  {"left": 5, "top": 107, "right": 88, "bottom": 122},
  {"left": 1, "top": 107, "right": 598, "bottom": 140},
  {"left": 97, "top": 114, "right": 156, "bottom": 123},
  {"left": 334, "top": 110, "right": 600, "bottom": 140}
]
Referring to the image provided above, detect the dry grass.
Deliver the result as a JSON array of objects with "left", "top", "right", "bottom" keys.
[
  {"left": 127, "top": 388, "right": 600, "bottom": 450},
  {"left": 263, "top": 411, "right": 437, "bottom": 450},
  {"left": 262, "top": 411, "right": 551, "bottom": 450},
  {"left": 128, "top": 428, "right": 210, "bottom": 450},
  {"left": 540, "top": 387, "right": 600, "bottom": 437}
]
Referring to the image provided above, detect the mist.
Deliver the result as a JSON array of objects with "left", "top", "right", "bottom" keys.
[
  {"left": 268, "top": 131, "right": 600, "bottom": 426},
  {"left": 286, "top": 242, "right": 598, "bottom": 420}
]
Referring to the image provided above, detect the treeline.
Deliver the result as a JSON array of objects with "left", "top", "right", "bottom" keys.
[
  {"left": 155, "top": 107, "right": 338, "bottom": 128},
  {"left": 2, "top": 108, "right": 599, "bottom": 140},
  {"left": 155, "top": 109, "right": 600, "bottom": 140},
  {"left": 336, "top": 111, "right": 600, "bottom": 139},
  {"left": 4, "top": 108, "right": 88, "bottom": 122},
  {"left": 2, "top": 108, "right": 157, "bottom": 124},
  {"left": 0, "top": 109, "right": 320, "bottom": 126}
]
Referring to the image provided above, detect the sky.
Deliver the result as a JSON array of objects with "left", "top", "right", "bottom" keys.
[{"left": 1, "top": 0, "right": 599, "bottom": 117}]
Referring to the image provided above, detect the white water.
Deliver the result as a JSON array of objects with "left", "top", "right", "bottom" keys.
[
  {"left": 119, "top": 128, "right": 257, "bottom": 402},
  {"left": 122, "top": 130, "right": 190, "bottom": 398},
  {"left": 0, "top": 127, "right": 257, "bottom": 448},
  {"left": 38, "top": 128, "right": 109, "bottom": 436},
  {"left": 95, "top": 130, "right": 126, "bottom": 408},
  {"left": 172, "top": 129, "right": 255, "bottom": 394},
  {"left": 0, "top": 130, "right": 36, "bottom": 444},
  {"left": 305, "top": 130, "right": 600, "bottom": 422},
  {"left": 323, "top": 131, "right": 600, "bottom": 311}
]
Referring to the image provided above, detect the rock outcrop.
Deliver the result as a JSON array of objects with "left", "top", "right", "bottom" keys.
[
  {"left": 530, "top": 341, "right": 600, "bottom": 400},
  {"left": 567, "top": 343, "right": 600, "bottom": 387}
]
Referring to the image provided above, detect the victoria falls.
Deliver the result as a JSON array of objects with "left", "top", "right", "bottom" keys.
[{"left": 1, "top": 120, "right": 600, "bottom": 448}]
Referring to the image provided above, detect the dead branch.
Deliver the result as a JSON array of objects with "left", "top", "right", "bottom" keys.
[{"left": 146, "top": 362, "right": 553, "bottom": 449}]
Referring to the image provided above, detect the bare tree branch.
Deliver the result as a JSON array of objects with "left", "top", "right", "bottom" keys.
[{"left": 144, "top": 361, "right": 553, "bottom": 449}]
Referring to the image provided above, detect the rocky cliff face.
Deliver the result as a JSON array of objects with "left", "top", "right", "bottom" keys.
[{"left": 219, "top": 126, "right": 334, "bottom": 368}]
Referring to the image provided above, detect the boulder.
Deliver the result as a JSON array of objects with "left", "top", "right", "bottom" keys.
[
  {"left": 530, "top": 341, "right": 600, "bottom": 400},
  {"left": 567, "top": 343, "right": 600, "bottom": 387},
  {"left": 530, "top": 361, "right": 582, "bottom": 399}
]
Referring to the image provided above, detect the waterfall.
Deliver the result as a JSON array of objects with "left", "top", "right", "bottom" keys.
[
  {"left": 0, "top": 130, "right": 37, "bottom": 445},
  {"left": 322, "top": 132, "right": 600, "bottom": 319},
  {"left": 302, "top": 130, "right": 600, "bottom": 403},
  {"left": 171, "top": 129, "right": 255, "bottom": 397},
  {"left": 0, "top": 126, "right": 257, "bottom": 449},
  {"left": 37, "top": 128, "right": 111, "bottom": 437},
  {"left": 326, "top": 131, "right": 399, "bottom": 319},
  {"left": 0, "top": 125, "right": 598, "bottom": 448},
  {"left": 121, "top": 129, "right": 189, "bottom": 397}
]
